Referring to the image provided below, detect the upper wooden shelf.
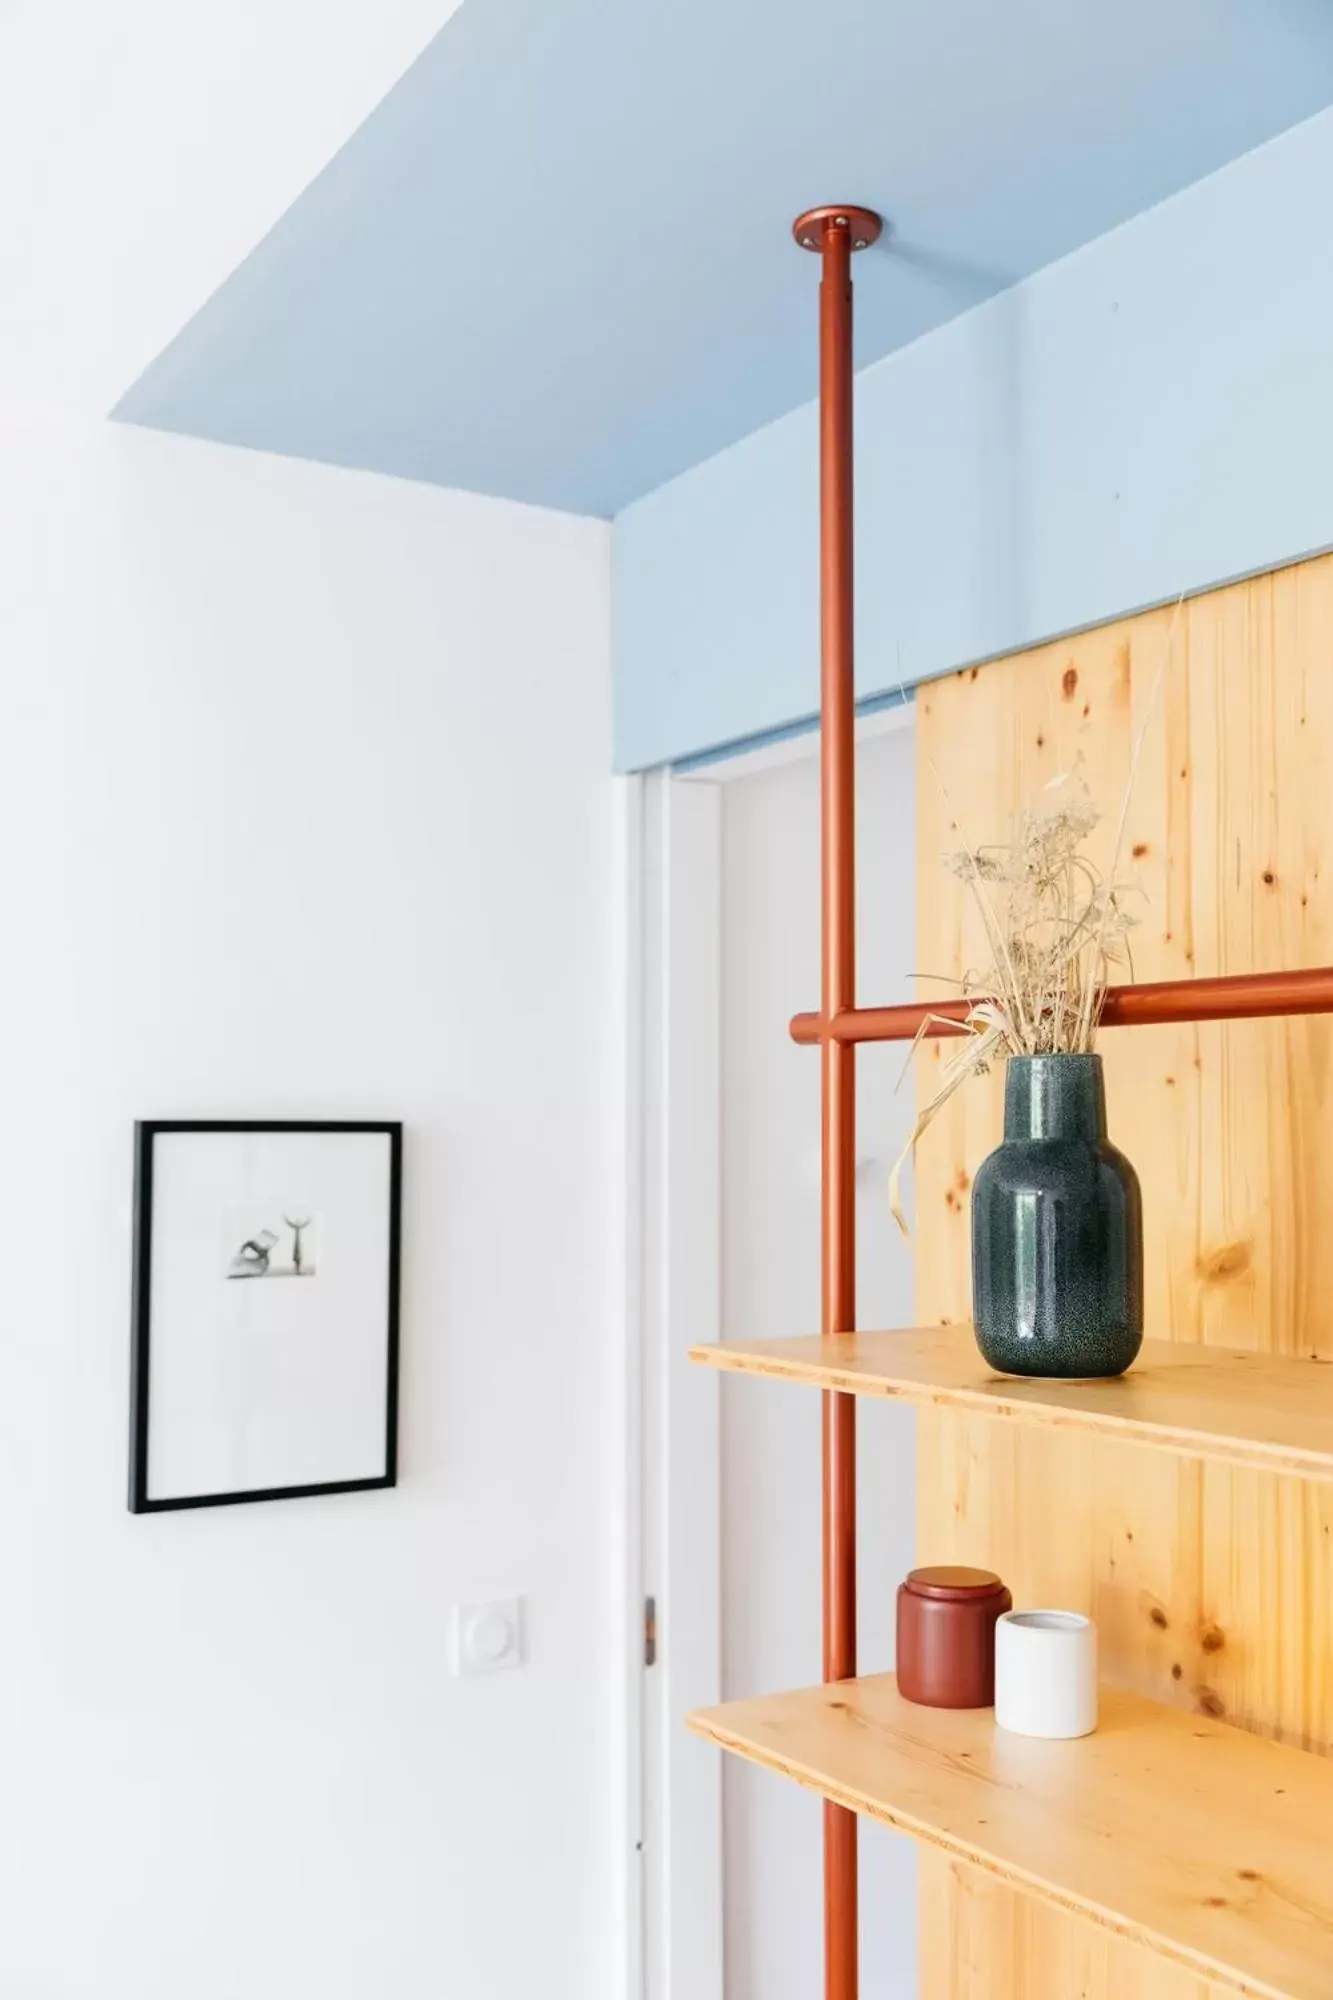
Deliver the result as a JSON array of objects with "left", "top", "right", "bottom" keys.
[
  {"left": 689, "top": 1326, "right": 1333, "bottom": 1483},
  {"left": 689, "top": 1673, "right": 1333, "bottom": 1998}
]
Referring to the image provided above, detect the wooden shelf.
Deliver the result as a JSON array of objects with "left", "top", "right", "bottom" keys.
[
  {"left": 690, "top": 1325, "right": 1333, "bottom": 1482},
  {"left": 689, "top": 1674, "right": 1333, "bottom": 1998}
]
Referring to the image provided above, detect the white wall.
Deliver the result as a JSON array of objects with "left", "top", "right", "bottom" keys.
[
  {"left": 719, "top": 720, "right": 918, "bottom": 1997},
  {"left": 0, "top": 1, "right": 466, "bottom": 414},
  {"left": 0, "top": 409, "right": 618, "bottom": 2000}
]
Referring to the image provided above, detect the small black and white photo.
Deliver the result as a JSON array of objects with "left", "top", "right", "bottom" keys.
[
  {"left": 130, "top": 1122, "right": 401, "bottom": 1513},
  {"left": 224, "top": 1208, "right": 322, "bottom": 1281}
]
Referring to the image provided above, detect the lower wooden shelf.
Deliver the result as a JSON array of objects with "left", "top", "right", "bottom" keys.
[
  {"left": 689, "top": 1674, "right": 1333, "bottom": 1999},
  {"left": 689, "top": 1325, "right": 1333, "bottom": 1482}
]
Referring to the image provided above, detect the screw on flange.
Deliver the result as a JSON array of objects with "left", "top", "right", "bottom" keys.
[{"left": 792, "top": 206, "right": 885, "bottom": 253}]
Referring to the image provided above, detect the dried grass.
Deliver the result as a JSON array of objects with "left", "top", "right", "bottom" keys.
[{"left": 888, "top": 601, "right": 1182, "bottom": 1235}]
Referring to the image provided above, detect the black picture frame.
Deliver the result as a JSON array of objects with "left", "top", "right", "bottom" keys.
[{"left": 130, "top": 1120, "right": 402, "bottom": 1514}]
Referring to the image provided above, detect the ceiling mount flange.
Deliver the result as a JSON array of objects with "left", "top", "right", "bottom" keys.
[{"left": 792, "top": 205, "right": 883, "bottom": 253}]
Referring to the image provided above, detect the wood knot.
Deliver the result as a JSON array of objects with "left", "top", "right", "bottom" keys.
[
  {"left": 1262, "top": 870, "right": 1276, "bottom": 887},
  {"left": 1197, "top": 1241, "right": 1252, "bottom": 1285},
  {"left": 1171, "top": 1663, "right": 1183, "bottom": 1680},
  {"left": 1237, "top": 1869, "right": 1259, "bottom": 1883},
  {"left": 1149, "top": 1606, "right": 1169, "bottom": 1630},
  {"left": 1061, "top": 666, "right": 1079, "bottom": 699},
  {"left": 955, "top": 1168, "right": 970, "bottom": 1192},
  {"left": 1131, "top": 842, "right": 1149, "bottom": 858},
  {"left": 1200, "top": 1624, "right": 1225, "bottom": 1655},
  {"left": 1198, "top": 1690, "right": 1226, "bottom": 1719},
  {"left": 1204, "top": 1897, "right": 1229, "bottom": 1910}
]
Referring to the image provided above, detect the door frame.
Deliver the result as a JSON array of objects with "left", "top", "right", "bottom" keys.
[{"left": 626, "top": 701, "right": 916, "bottom": 2000}]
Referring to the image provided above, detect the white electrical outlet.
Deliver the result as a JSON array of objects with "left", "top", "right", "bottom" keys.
[{"left": 453, "top": 1597, "right": 525, "bottom": 1676}]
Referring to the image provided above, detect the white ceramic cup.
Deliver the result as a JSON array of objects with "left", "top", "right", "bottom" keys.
[{"left": 994, "top": 1610, "right": 1097, "bottom": 1739}]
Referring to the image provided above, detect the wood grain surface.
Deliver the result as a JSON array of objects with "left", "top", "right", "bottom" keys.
[
  {"left": 913, "top": 555, "right": 1333, "bottom": 1996},
  {"left": 690, "top": 1325, "right": 1333, "bottom": 1481},
  {"left": 689, "top": 1673, "right": 1333, "bottom": 1999}
]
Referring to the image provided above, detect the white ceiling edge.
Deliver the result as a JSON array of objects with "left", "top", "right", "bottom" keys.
[{"left": 0, "top": 0, "right": 466, "bottom": 416}]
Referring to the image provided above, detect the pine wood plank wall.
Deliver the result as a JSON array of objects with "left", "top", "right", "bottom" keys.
[{"left": 912, "top": 554, "right": 1333, "bottom": 1997}]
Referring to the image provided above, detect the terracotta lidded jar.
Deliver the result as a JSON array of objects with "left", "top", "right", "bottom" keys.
[{"left": 897, "top": 1566, "right": 1012, "bottom": 1709}]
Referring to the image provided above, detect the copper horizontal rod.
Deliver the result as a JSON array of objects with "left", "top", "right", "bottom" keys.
[{"left": 789, "top": 966, "right": 1333, "bottom": 1049}]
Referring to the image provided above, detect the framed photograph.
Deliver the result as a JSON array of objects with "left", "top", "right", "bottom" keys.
[{"left": 130, "top": 1121, "right": 402, "bottom": 1513}]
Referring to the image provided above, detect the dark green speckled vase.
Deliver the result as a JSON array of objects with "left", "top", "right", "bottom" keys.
[{"left": 972, "top": 1053, "right": 1143, "bottom": 1379}]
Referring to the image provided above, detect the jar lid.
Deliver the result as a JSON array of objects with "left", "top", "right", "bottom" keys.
[{"left": 904, "top": 1565, "right": 1006, "bottom": 1601}]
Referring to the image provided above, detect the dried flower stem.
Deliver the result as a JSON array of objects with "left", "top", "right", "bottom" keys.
[{"left": 888, "top": 599, "right": 1183, "bottom": 1236}]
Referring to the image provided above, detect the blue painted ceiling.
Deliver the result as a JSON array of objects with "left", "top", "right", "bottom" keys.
[{"left": 116, "top": 0, "right": 1333, "bottom": 517}]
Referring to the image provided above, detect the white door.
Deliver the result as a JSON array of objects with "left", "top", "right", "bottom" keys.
[
  {"left": 637, "top": 715, "right": 921, "bottom": 2000},
  {"left": 718, "top": 718, "right": 919, "bottom": 1998}
]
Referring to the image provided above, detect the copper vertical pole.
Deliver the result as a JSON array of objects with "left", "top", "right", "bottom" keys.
[{"left": 794, "top": 200, "right": 881, "bottom": 2000}]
